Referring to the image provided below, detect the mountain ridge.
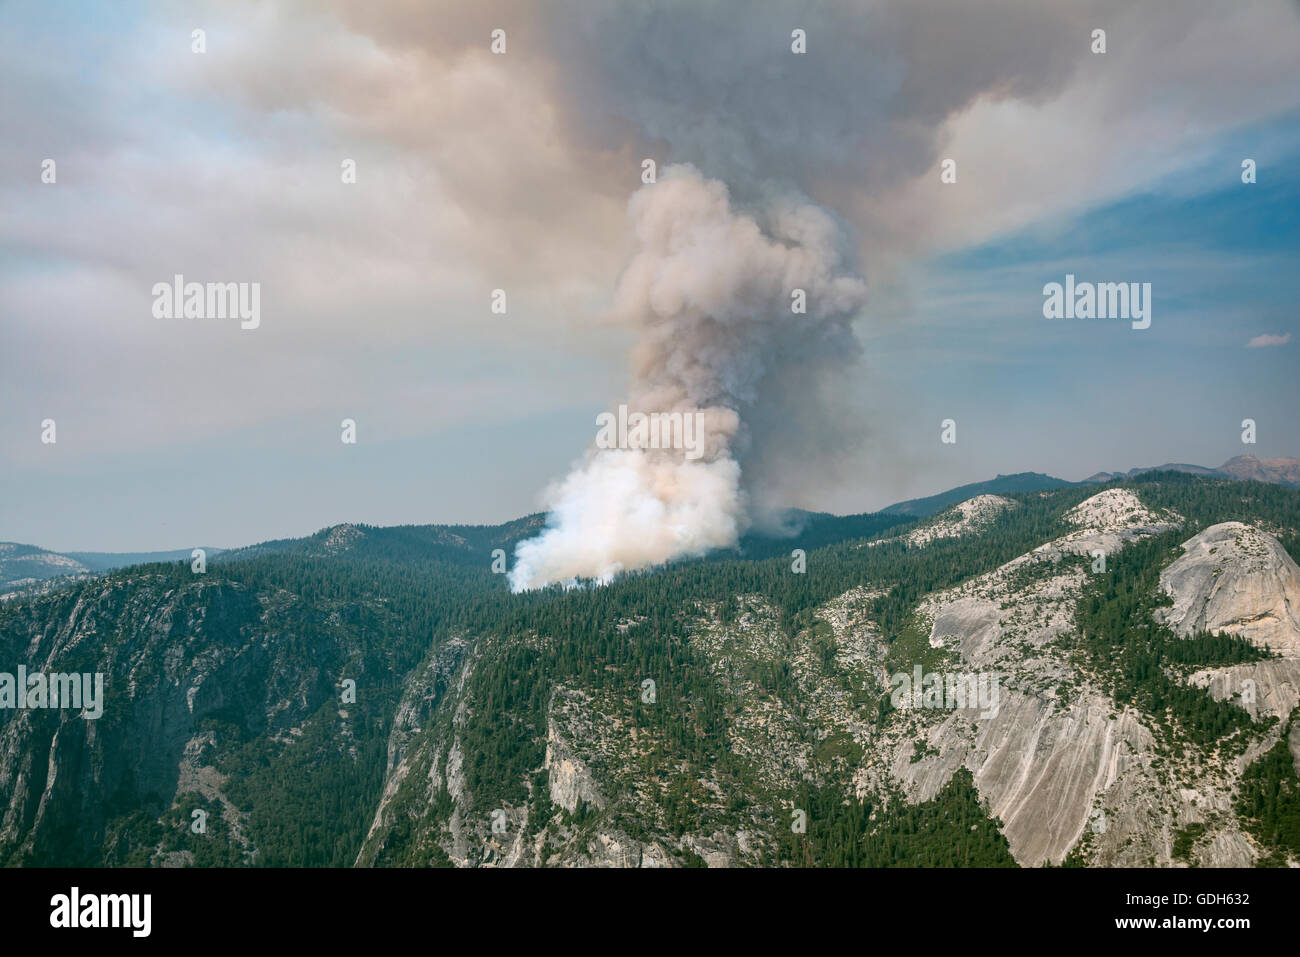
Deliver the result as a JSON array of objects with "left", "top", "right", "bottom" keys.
[
  {"left": 1082, "top": 454, "right": 1300, "bottom": 487},
  {"left": 6, "top": 457, "right": 1297, "bottom": 595}
]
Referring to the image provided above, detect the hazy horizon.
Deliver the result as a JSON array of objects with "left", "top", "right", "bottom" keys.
[{"left": 8, "top": 452, "right": 1297, "bottom": 555}]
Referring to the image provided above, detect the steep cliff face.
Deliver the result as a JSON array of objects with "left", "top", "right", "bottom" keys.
[
  {"left": 861, "top": 489, "right": 1180, "bottom": 866},
  {"left": 544, "top": 700, "right": 607, "bottom": 814},
  {"left": 0, "top": 567, "right": 422, "bottom": 866},
  {"left": 1156, "top": 522, "right": 1300, "bottom": 785},
  {"left": 861, "top": 497, "right": 1300, "bottom": 868}
]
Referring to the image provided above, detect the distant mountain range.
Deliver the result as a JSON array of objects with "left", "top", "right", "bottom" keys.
[
  {"left": 879, "top": 471, "right": 1077, "bottom": 518},
  {"left": 4, "top": 455, "right": 1296, "bottom": 596},
  {"left": 1082, "top": 454, "right": 1300, "bottom": 487},
  {"left": 885, "top": 456, "right": 1300, "bottom": 519}
]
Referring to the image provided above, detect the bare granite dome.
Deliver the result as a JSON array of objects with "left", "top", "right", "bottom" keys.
[{"left": 1156, "top": 522, "right": 1300, "bottom": 656}]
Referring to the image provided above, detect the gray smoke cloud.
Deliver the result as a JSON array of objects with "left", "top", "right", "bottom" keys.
[
  {"left": 485, "top": 0, "right": 1134, "bottom": 587},
  {"left": 540, "top": 0, "right": 1096, "bottom": 199},
  {"left": 509, "top": 165, "right": 866, "bottom": 589}
]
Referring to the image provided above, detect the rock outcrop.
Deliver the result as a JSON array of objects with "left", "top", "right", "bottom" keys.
[
  {"left": 1156, "top": 522, "right": 1300, "bottom": 656},
  {"left": 545, "top": 712, "right": 606, "bottom": 814},
  {"left": 869, "top": 495, "right": 1015, "bottom": 548}
]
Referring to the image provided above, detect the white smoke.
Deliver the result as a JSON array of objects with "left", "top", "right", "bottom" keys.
[{"left": 509, "top": 165, "right": 866, "bottom": 591}]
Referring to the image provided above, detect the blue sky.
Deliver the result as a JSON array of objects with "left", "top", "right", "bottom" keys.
[{"left": 859, "top": 117, "right": 1300, "bottom": 496}]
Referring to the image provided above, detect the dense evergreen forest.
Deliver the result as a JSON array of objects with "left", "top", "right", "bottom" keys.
[
  {"left": 2, "top": 473, "right": 1298, "bottom": 866},
  {"left": 766, "top": 769, "right": 1016, "bottom": 867}
]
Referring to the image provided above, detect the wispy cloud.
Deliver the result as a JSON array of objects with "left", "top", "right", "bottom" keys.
[{"left": 1246, "top": 332, "right": 1292, "bottom": 347}]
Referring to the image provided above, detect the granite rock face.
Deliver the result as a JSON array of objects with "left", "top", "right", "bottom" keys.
[
  {"left": 871, "top": 495, "right": 1016, "bottom": 548},
  {"left": 890, "top": 494, "right": 1297, "bottom": 867},
  {"left": 1156, "top": 522, "right": 1300, "bottom": 656},
  {"left": 1036, "top": 488, "right": 1181, "bottom": 559},
  {"left": 545, "top": 711, "right": 606, "bottom": 814},
  {"left": 890, "top": 491, "right": 1178, "bottom": 865}
]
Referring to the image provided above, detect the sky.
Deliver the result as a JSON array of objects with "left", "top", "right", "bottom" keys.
[{"left": 1, "top": 0, "right": 1298, "bottom": 552}]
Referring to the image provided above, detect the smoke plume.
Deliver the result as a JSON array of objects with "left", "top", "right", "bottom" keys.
[{"left": 509, "top": 165, "right": 866, "bottom": 590}]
